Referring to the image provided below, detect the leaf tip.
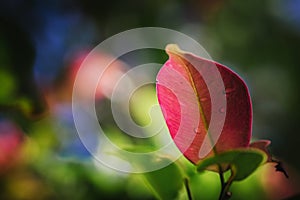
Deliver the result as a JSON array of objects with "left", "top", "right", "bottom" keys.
[{"left": 165, "top": 44, "right": 183, "bottom": 56}]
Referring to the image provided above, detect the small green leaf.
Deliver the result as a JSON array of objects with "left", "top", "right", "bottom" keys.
[{"left": 197, "top": 148, "right": 267, "bottom": 181}]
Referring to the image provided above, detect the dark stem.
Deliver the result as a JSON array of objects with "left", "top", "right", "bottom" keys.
[
  {"left": 184, "top": 178, "right": 193, "bottom": 200},
  {"left": 218, "top": 167, "right": 234, "bottom": 200},
  {"left": 218, "top": 165, "right": 226, "bottom": 200}
]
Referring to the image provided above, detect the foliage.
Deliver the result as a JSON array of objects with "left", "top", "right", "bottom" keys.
[
  {"left": 1, "top": 0, "right": 300, "bottom": 199},
  {"left": 156, "top": 44, "right": 280, "bottom": 199}
]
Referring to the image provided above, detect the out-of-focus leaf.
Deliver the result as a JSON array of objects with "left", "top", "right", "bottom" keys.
[
  {"left": 156, "top": 44, "right": 252, "bottom": 164},
  {"left": 189, "top": 170, "right": 220, "bottom": 200},
  {"left": 113, "top": 143, "right": 184, "bottom": 199},
  {"left": 229, "top": 167, "right": 267, "bottom": 200},
  {"left": 197, "top": 148, "right": 267, "bottom": 181},
  {"left": 143, "top": 157, "right": 184, "bottom": 200},
  {"left": 130, "top": 85, "right": 157, "bottom": 127}
]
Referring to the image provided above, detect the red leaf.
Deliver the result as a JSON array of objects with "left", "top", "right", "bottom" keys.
[{"left": 156, "top": 44, "right": 252, "bottom": 164}]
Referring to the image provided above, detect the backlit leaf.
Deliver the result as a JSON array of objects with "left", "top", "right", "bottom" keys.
[{"left": 156, "top": 44, "right": 252, "bottom": 164}]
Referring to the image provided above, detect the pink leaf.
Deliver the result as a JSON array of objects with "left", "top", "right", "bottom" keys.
[{"left": 156, "top": 44, "right": 252, "bottom": 164}]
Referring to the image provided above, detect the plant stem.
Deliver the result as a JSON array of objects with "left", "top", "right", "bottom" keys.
[
  {"left": 218, "top": 165, "right": 226, "bottom": 200},
  {"left": 184, "top": 178, "right": 193, "bottom": 200},
  {"left": 218, "top": 166, "right": 234, "bottom": 200}
]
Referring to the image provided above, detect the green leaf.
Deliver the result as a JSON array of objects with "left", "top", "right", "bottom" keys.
[
  {"left": 189, "top": 171, "right": 220, "bottom": 200},
  {"left": 109, "top": 146, "right": 184, "bottom": 199},
  {"left": 143, "top": 158, "right": 184, "bottom": 200},
  {"left": 197, "top": 148, "right": 267, "bottom": 181}
]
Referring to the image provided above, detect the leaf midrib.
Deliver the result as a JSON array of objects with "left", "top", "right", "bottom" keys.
[{"left": 173, "top": 53, "right": 218, "bottom": 155}]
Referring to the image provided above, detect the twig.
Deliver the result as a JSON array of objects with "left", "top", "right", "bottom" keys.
[
  {"left": 218, "top": 166, "right": 234, "bottom": 200},
  {"left": 218, "top": 165, "right": 226, "bottom": 200}
]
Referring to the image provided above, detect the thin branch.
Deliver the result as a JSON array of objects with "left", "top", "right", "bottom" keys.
[
  {"left": 218, "top": 165, "right": 226, "bottom": 200},
  {"left": 219, "top": 167, "right": 234, "bottom": 200}
]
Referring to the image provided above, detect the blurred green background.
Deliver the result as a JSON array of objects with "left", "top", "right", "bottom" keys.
[{"left": 1, "top": 0, "right": 300, "bottom": 199}]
